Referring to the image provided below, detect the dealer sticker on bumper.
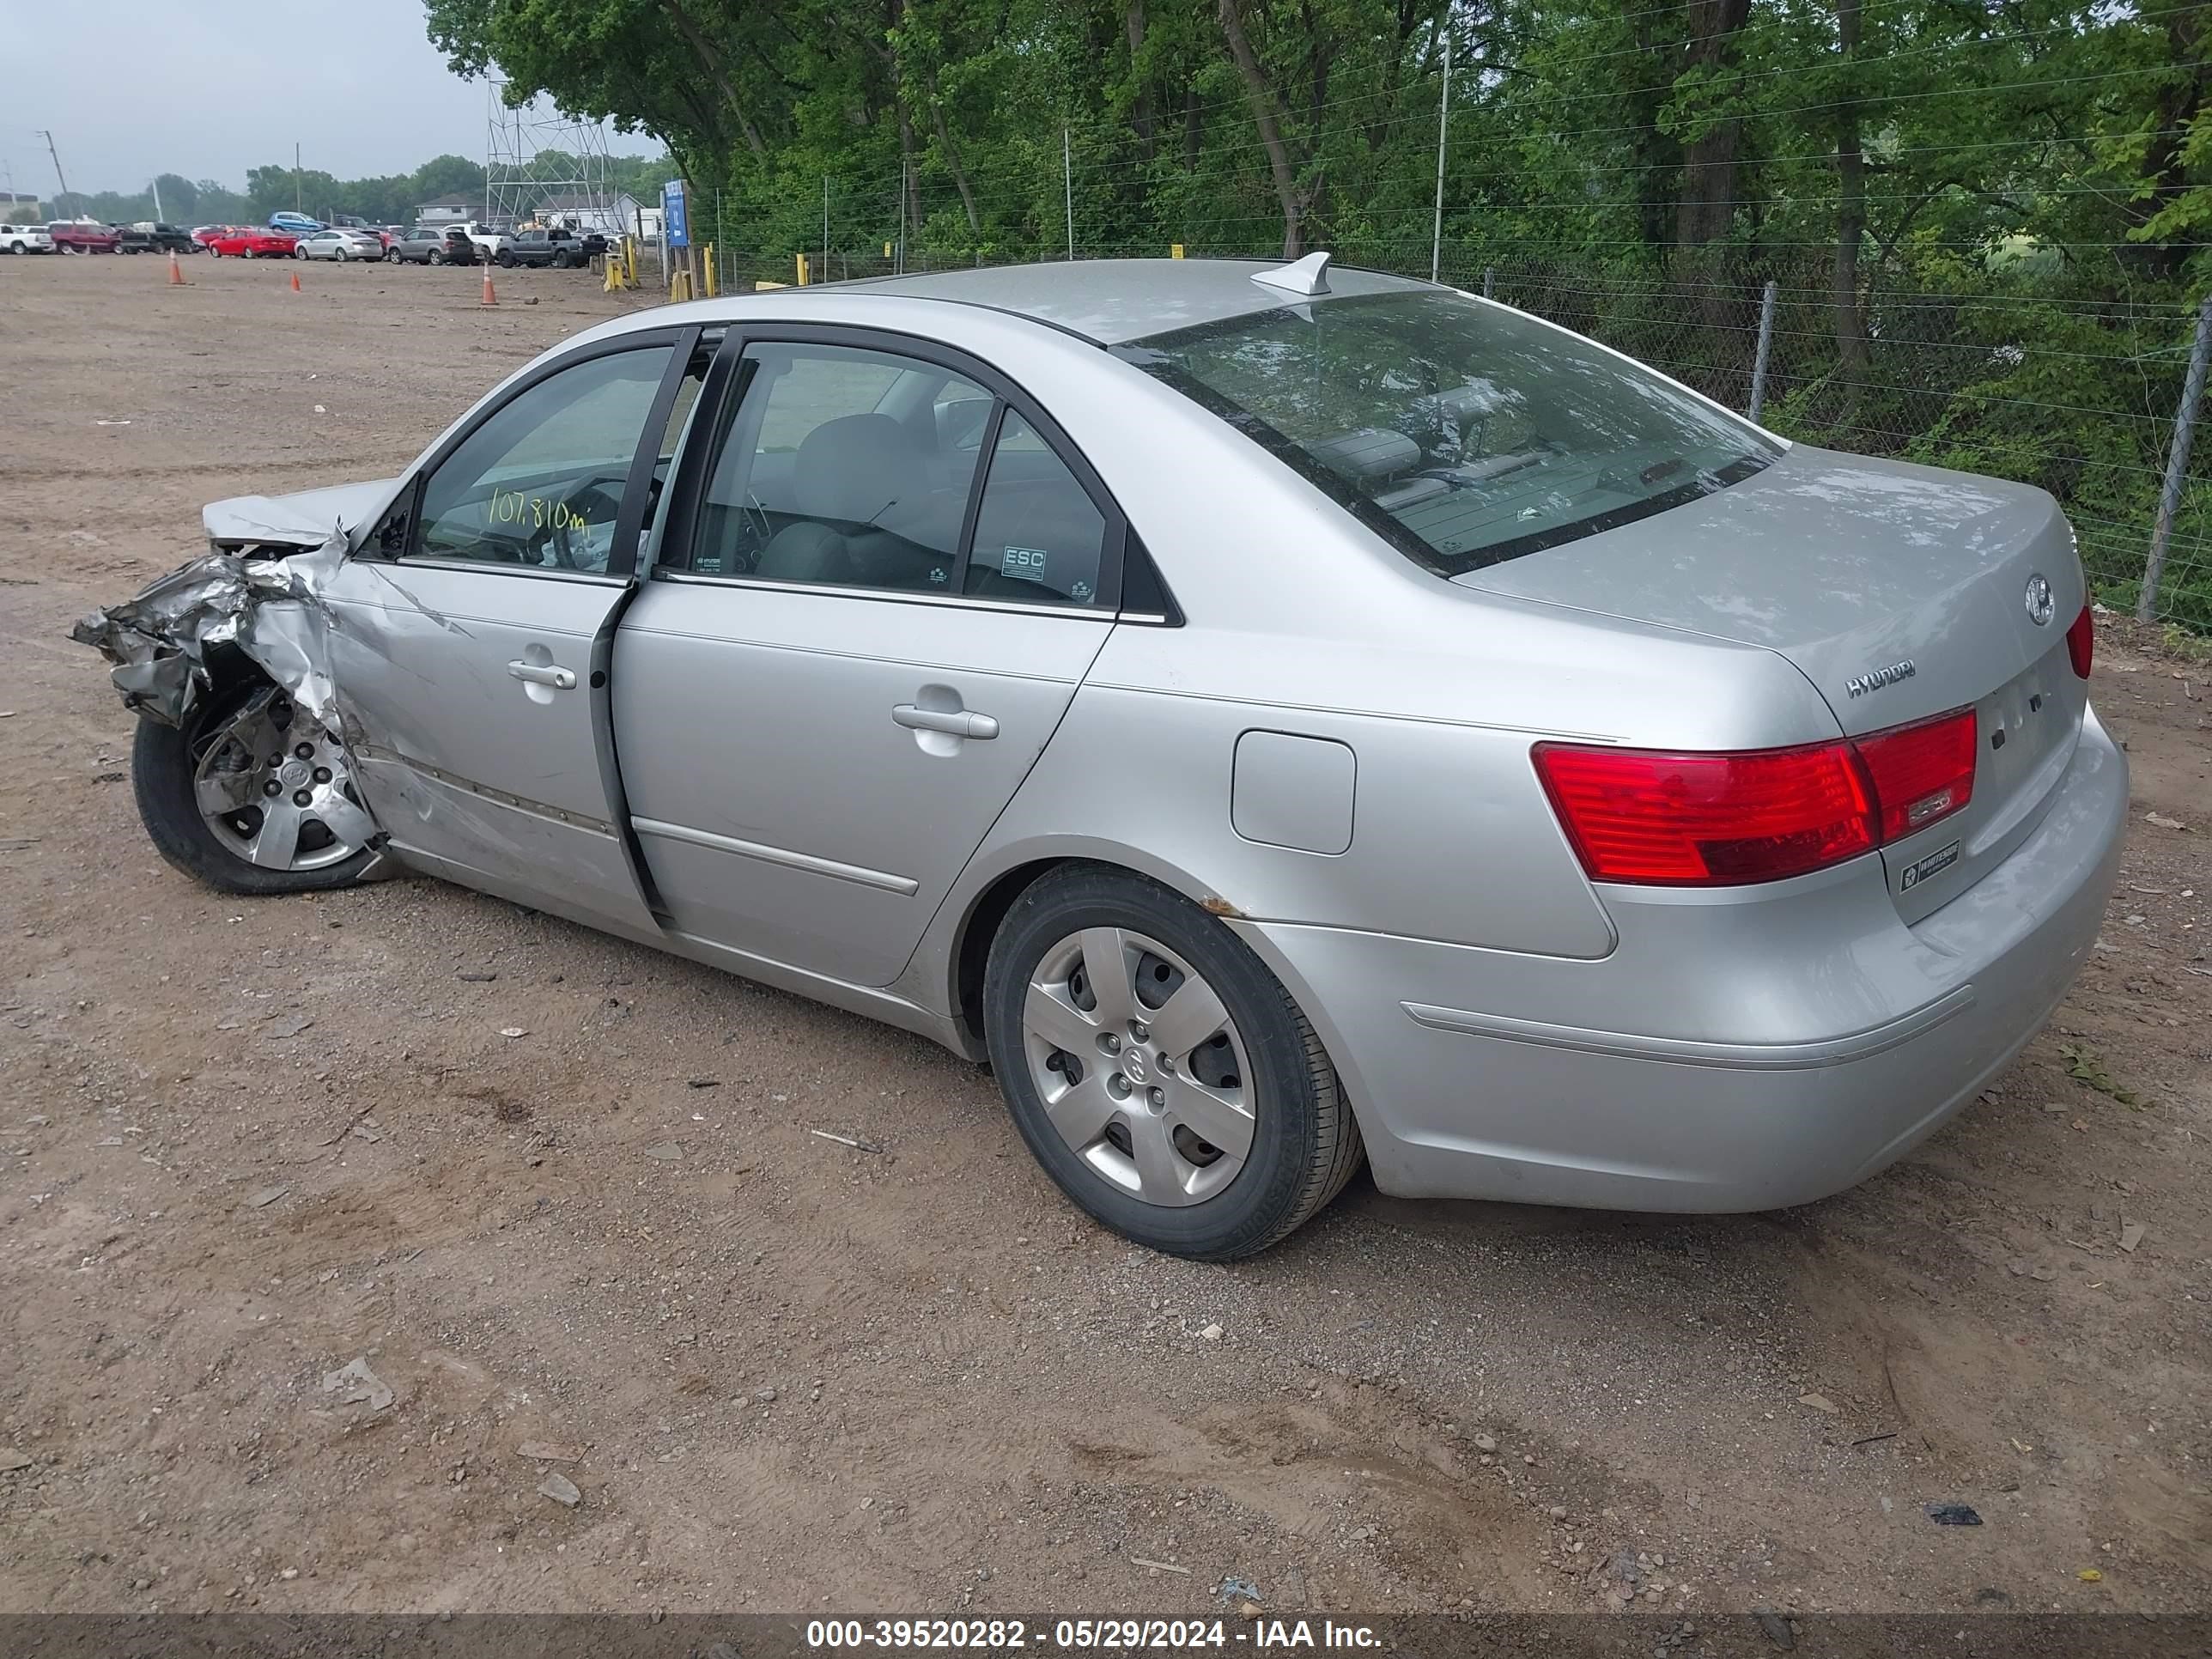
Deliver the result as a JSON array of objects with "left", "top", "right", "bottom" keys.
[{"left": 1899, "top": 838, "right": 1962, "bottom": 890}]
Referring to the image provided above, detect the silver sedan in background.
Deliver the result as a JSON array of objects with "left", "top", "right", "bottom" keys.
[
  {"left": 294, "top": 228, "right": 385, "bottom": 262},
  {"left": 78, "top": 255, "right": 2125, "bottom": 1258}
]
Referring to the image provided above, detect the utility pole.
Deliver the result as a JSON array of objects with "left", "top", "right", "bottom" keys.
[
  {"left": 1063, "top": 125, "right": 1074, "bottom": 260},
  {"left": 295, "top": 143, "right": 303, "bottom": 215},
  {"left": 37, "top": 130, "right": 70, "bottom": 209},
  {"left": 822, "top": 174, "right": 830, "bottom": 281},
  {"left": 1431, "top": 30, "right": 1451, "bottom": 284},
  {"left": 151, "top": 176, "right": 164, "bottom": 222}
]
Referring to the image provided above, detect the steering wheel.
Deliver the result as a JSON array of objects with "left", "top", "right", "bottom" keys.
[{"left": 532, "top": 479, "right": 627, "bottom": 570}]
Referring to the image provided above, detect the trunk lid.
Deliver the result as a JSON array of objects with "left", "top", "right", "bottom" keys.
[{"left": 1455, "top": 443, "right": 2088, "bottom": 920}]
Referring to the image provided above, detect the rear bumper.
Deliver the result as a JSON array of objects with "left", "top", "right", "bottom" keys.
[{"left": 1233, "top": 707, "right": 2128, "bottom": 1212}]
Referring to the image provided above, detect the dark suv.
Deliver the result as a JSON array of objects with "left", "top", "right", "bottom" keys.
[{"left": 146, "top": 223, "right": 196, "bottom": 252}]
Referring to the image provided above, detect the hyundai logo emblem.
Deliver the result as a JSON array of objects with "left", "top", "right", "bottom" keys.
[{"left": 2024, "top": 573, "right": 2055, "bottom": 626}]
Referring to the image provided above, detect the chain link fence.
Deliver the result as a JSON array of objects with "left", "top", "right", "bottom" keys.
[
  {"left": 684, "top": 205, "right": 2212, "bottom": 632},
  {"left": 1462, "top": 255, "right": 2212, "bottom": 631}
]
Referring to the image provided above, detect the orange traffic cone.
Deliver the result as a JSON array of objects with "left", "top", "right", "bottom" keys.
[
  {"left": 167, "top": 249, "right": 185, "bottom": 286},
  {"left": 480, "top": 267, "right": 497, "bottom": 306},
  {"left": 290, "top": 270, "right": 301, "bottom": 293}
]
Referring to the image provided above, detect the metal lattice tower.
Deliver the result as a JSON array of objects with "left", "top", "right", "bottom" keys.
[{"left": 483, "top": 83, "right": 615, "bottom": 233}]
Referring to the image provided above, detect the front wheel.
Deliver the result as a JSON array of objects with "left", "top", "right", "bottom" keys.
[
  {"left": 982, "top": 865, "right": 1362, "bottom": 1259},
  {"left": 385, "top": 247, "right": 399, "bottom": 263},
  {"left": 132, "top": 679, "right": 380, "bottom": 896}
]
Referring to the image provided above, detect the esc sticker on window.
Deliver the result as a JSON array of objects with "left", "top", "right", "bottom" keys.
[{"left": 1000, "top": 545, "right": 1051, "bottom": 583}]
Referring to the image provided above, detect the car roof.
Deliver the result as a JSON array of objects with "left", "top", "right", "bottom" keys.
[{"left": 820, "top": 257, "right": 1435, "bottom": 346}]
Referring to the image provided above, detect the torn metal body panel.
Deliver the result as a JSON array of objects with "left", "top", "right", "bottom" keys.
[
  {"left": 70, "top": 489, "right": 396, "bottom": 729},
  {"left": 70, "top": 491, "right": 398, "bottom": 878}
]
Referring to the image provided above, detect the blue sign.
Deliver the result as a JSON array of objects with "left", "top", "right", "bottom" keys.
[{"left": 661, "top": 180, "right": 689, "bottom": 249}]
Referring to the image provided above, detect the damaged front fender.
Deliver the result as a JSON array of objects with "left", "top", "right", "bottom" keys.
[
  {"left": 70, "top": 506, "right": 351, "bottom": 730},
  {"left": 70, "top": 500, "right": 397, "bottom": 881}
]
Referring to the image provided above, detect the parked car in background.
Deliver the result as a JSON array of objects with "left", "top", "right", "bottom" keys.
[
  {"left": 456, "top": 221, "right": 514, "bottom": 261},
  {"left": 387, "top": 226, "right": 478, "bottom": 265},
  {"left": 502, "top": 228, "right": 595, "bottom": 269},
  {"left": 268, "top": 211, "right": 324, "bottom": 234},
  {"left": 2, "top": 223, "right": 56, "bottom": 253},
  {"left": 205, "top": 227, "right": 300, "bottom": 258},
  {"left": 47, "top": 222, "right": 120, "bottom": 253},
  {"left": 77, "top": 254, "right": 2127, "bottom": 1259},
  {"left": 137, "top": 223, "right": 198, "bottom": 253},
  {"left": 112, "top": 225, "right": 154, "bottom": 254},
  {"left": 294, "top": 228, "right": 385, "bottom": 262},
  {"left": 190, "top": 225, "right": 224, "bottom": 249}
]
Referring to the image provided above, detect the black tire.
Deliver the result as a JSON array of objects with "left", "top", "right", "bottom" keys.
[
  {"left": 428, "top": 248, "right": 444, "bottom": 265},
  {"left": 131, "top": 678, "right": 377, "bottom": 897},
  {"left": 982, "top": 863, "right": 1362, "bottom": 1259}
]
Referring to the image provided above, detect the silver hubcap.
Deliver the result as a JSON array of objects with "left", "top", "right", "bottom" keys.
[
  {"left": 191, "top": 690, "right": 372, "bottom": 872},
  {"left": 1023, "top": 927, "right": 1255, "bottom": 1206}
]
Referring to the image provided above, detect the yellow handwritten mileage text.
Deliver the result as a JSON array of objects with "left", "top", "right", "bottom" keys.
[{"left": 487, "top": 486, "right": 593, "bottom": 533}]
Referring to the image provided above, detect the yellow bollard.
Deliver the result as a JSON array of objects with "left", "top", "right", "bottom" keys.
[
  {"left": 796, "top": 252, "right": 809, "bottom": 287},
  {"left": 1171, "top": 243, "right": 1185, "bottom": 258}
]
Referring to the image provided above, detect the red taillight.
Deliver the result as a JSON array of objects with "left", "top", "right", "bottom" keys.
[
  {"left": 1856, "top": 709, "right": 1978, "bottom": 842},
  {"left": 1534, "top": 708, "right": 1978, "bottom": 887},
  {"left": 2065, "top": 605, "right": 2094, "bottom": 678}
]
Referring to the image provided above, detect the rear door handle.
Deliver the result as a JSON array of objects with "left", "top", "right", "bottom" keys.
[
  {"left": 507, "top": 659, "right": 577, "bottom": 690},
  {"left": 893, "top": 703, "right": 999, "bottom": 740}
]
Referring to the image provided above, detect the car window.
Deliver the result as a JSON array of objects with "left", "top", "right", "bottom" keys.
[
  {"left": 1115, "top": 289, "right": 1780, "bottom": 577},
  {"left": 688, "top": 343, "right": 988, "bottom": 592},
  {"left": 962, "top": 411, "right": 1109, "bottom": 606},
  {"left": 413, "top": 344, "right": 676, "bottom": 573}
]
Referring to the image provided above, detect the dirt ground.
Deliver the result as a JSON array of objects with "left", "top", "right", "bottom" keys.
[{"left": 2, "top": 252, "right": 2208, "bottom": 1623}]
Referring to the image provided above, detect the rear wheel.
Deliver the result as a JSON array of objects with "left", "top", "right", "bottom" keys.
[
  {"left": 983, "top": 865, "right": 1362, "bottom": 1259},
  {"left": 428, "top": 248, "right": 444, "bottom": 265},
  {"left": 132, "top": 678, "right": 379, "bottom": 896}
]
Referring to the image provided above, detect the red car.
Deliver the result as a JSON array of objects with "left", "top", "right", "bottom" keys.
[
  {"left": 205, "top": 228, "right": 300, "bottom": 259},
  {"left": 47, "top": 222, "right": 120, "bottom": 253}
]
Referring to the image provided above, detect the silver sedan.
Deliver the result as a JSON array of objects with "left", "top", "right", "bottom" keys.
[
  {"left": 76, "top": 256, "right": 2126, "bottom": 1257},
  {"left": 294, "top": 228, "right": 385, "bottom": 262}
]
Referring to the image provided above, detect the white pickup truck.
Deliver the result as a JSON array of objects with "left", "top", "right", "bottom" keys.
[
  {"left": 2, "top": 223, "right": 55, "bottom": 254},
  {"left": 455, "top": 221, "right": 515, "bottom": 261}
]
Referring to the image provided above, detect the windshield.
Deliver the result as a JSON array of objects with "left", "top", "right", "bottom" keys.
[{"left": 1113, "top": 289, "right": 1780, "bottom": 576}]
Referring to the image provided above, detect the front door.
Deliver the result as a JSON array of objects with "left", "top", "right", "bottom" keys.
[
  {"left": 612, "top": 331, "right": 1127, "bottom": 987},
  {"left": 326, "top": 331, "right": 699, "bottom": 934}
]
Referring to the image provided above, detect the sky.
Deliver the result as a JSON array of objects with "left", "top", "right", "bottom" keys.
[{"left": 7, "top": 0, "right": 627, "bottom": 198}]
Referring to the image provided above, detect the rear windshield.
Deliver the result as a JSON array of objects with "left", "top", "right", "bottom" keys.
[{"left": 1113, "top": 289, "right": 1780, "bottom": 576}]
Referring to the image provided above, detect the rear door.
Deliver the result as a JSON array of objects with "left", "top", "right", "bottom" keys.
[
  {"left": 325, "top": 327, "right": 703, "bottom": 933},
  {"left": 611, "top": 325, "right": 1127, "bottom": 987}
]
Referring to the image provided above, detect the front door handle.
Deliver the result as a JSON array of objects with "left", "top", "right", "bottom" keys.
[
  {"left": 508, "top": 659, "right": 577, "bottom": 690},
  {"left": 893, "top": 703, "right": 999, "bottom": 740}
]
